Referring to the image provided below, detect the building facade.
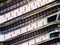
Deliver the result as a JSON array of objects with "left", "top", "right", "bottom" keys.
[{"left": 0, "top": 0, "right": 60, "bottom": 45}]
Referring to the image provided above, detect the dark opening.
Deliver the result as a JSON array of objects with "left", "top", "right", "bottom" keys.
[
  {"left": 58, "top": 14, "right": 60, "bottom": 20},
  {"left": 0, "top": 0, "right": 8, "bottom": 3},
  {"left": 48, "top": 15, "right": 57, "bottom": 23},
  {"left": 50, "top": 32, "right": 59, "bottom": 38}
]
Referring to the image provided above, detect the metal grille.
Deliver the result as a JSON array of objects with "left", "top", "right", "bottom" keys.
[
  {"left": 0, "top": 5, "right": 58, "bottom": 33},
  {"left": 38, "top": 38, "right": 60, "bottom": 45},
  {"left": 4, "top": 24, "right": 57, "bottom": 45}
]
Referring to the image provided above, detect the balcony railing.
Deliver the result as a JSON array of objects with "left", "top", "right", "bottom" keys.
[
  {"left": 4, "top": 24, "right": 58, "bottom": 45},
  {"left": 0, "top": 0, "right": 55, "bottom": 24},
  {"left": 34, "top": 38, "right": 60, "bottom": 45},
  {"left": 0, "top": 5, "right": 58, "bottom": 33}
]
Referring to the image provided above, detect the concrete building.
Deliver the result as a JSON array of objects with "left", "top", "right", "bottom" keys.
[{"left": 0, "top": 0, "right": 60, "bottom": 45}]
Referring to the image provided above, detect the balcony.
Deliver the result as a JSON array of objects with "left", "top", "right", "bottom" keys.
[
  {"left": 0, "top": 4, "right": 58, "bottom": 33},
  {"left": 3, "top": 24, "right": 58, "bottom": 45}
]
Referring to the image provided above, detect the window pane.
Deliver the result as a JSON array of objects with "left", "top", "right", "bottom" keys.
[
  {"left": 48, "top": 15, "right": 57, "bottom": 23},
  {"left": 50, "top": 32, "right": 59, "bottom": 38}
]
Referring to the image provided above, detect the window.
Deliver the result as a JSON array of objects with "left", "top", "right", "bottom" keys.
[
  {"left": 47, "top": 15, "right": 57, "bottom": 23},
  {"left": 50, "top": 32, "right": 59, "bottom": 38}
]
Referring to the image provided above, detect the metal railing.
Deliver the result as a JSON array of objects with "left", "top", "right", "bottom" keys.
[
  {"left": 0, "top": 5, "right": 58, "bottom": 33},
  {"left": 3, "top": 24, "right": 58, "bottom": 45}
]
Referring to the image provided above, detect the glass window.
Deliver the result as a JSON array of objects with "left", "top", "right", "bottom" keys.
[
  {"left": 48, "top": 15, "right": 57, "bottom": 23},
  {"left": 50, "top": 32, "right": 59, "bottom": 38}
]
